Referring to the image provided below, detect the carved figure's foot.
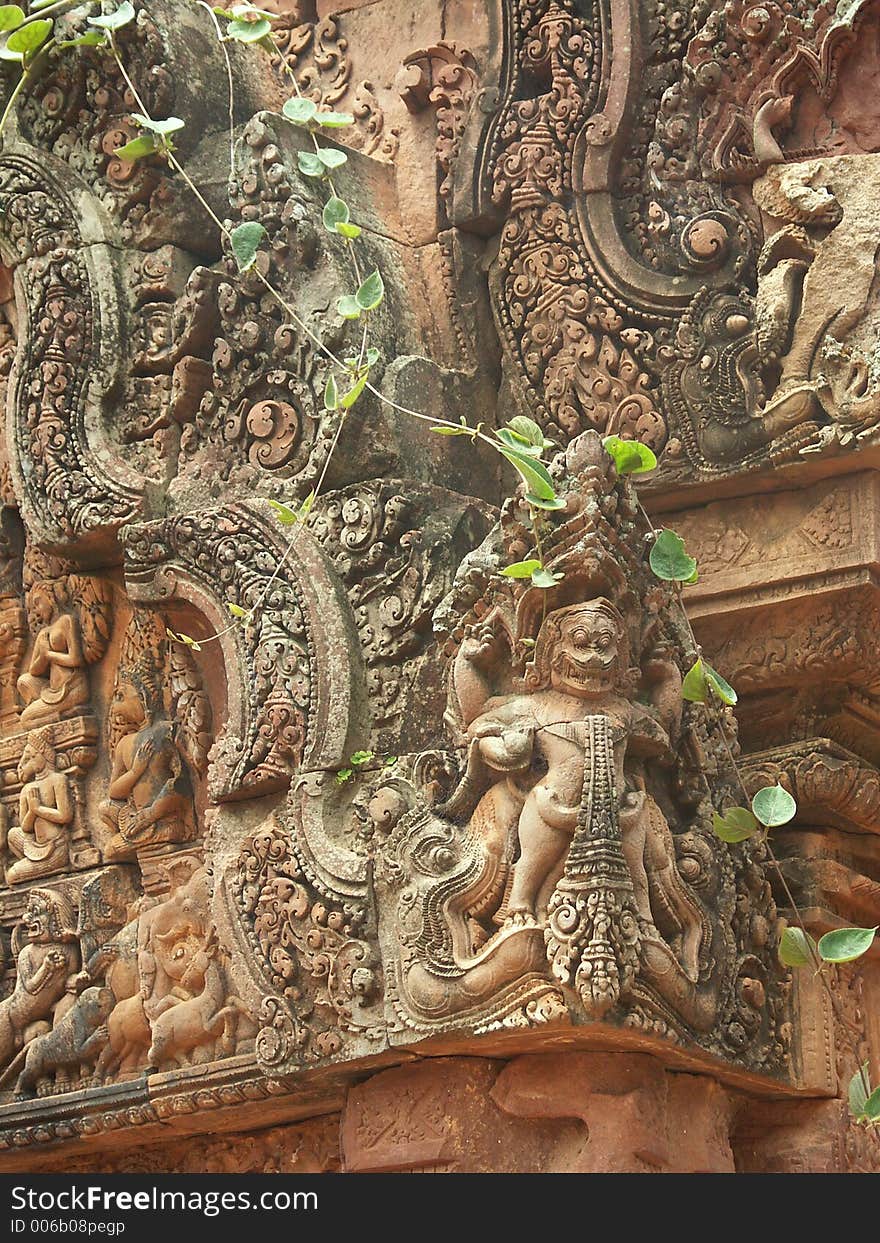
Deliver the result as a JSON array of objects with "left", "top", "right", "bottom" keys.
[
  {"left": 102, "top": 834, "right": 137, "bottom": 863},
  {"left": 502, "top": 909, "right": 540, "bottom": 930},
  {"left": 761, "top": 382, "right": 820, "bottom": 434}
]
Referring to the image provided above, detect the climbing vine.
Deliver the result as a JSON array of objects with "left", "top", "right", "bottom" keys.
[{"left": 0, "top": 0, "right": 876, "bottom": 1127}]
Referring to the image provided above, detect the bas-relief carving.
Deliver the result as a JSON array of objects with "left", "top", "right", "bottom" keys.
[
  {"left": 217, "top": 434, "right": 791, "bottom": 1079},
  {"left": 0, "top": 0, "right": 872, "bottom": 1170}
]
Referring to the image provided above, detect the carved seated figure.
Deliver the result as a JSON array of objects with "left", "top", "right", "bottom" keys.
[
  {"left": 17, "top": 580, "right": 89, "bottom": 728},
  {"left": 100, "top": 666, "right": 196, "bottom": 862},
  {"left": 6, "top": 731, "right": 73, "bottom": 884},
  {"left": 0, "top": 889, "right": 79, "bottom": 1075}
]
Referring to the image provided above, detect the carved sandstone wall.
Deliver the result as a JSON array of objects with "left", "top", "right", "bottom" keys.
[{"left": 0, "top": 0, "right": 877, "bottom": 1174}]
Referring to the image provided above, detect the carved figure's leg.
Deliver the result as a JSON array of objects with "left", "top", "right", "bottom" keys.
[{"left": 507, "top": 787, "right": 577, "bottom": 919}]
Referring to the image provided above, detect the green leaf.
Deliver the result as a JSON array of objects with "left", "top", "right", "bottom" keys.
[
  {"left": 507, "top": 416, "right": 553, "bottom": 453},
  {"left": 322, "top": 196, "right": 349, "bottom": 232},
  {"left": 751, "top": 783, "right": 797, "bottom": 828},
  {"left": 324, "top": 372, "right": 338, "bottom": 411},
  {"left": 335, "top": 768, "right": 353, "bottom": 784},
  {"left": 316, "top": 146, "right": 347, "bottom": 170},
  {"left": 525, "top": 492, "right": 566, "bottom": 511},
  {"left": 705, "top": 663, "right": 737, "bottom": 706},
  {"left": 602, "top": 434, "right": 658, "bottom": 476},
  {"left": 335, "top": 221, "right": 362, "bottom": 239},
  {"left": 88, "top": 1, "right": 134, "bottom": 30},
  {"left": 113, "top": 133, "right": 159, "bottom": 161},
  {"left": 531, "top": 567, "right": 564, "bottom": 589},
  {"left": 282, "top": 96, "right": 317, "bottom": 126},
  {"left": 229, "top": 220, "right": 266, "bottom": 272},
  {"left": 345, "top": 347, "right": 380, "bottom": 369},
  {"left": 864, "top": 1085, "right": 880, "bottom": 1123},
  {"left": 132, "top": 113, "right": 184, "bottom": 136},
  {"left": 383, "top": 756, "right": 398, "bottom": 767},
  {"left": 712, "top": 806, "right": 759, "bottom": 844},
  {"left": 318, "top": 111, "right": 354, "bottom": 127},
  {"left": 501, "top": 559, "right": 542, "bottom": 579},
  {"left": 849, "top": 1063, "right": 871, "bottom": 1119},
  {"left": 681, "top": 657, "right": 707, "bottom": 703},
  {"left": 6, "top": 16, "right": 51, "bottom": 55},
  {"left": 226, "top": 15, "right": 271, "bottom": 41},
  {"left": 777, "top": 925, "right": 816, "bottom": 967},
  {"left": 496, "top": 443, "right": 556, "bottom": 501},
  {"left": 227, "top": 602, "right": 249, "bottom": 619},
  {"left": 58, "top": 30, "right": 108, "bottom": 47},
  {"left": 496, "top": 427, "right": 544, "bottom": 457},
  {"left": 340, "top": 371, "right": 369, "bottom": 408},
  {"left": 817, "top": 926, "right": 877, "bottom": 964},
  {"left": 431, "top": 421, "right": 474, "bottom": 437},
  {"left": 297, "top": 150, "right": 325, "bottom": 177},
  {"left": 297, "top": 491, "right": 315, "bottom": 522},
  {"left": 267, "top": 499, "right": 298, "bottom": 526},
  {"left": 356, "top": 269, "right": 384, "bottom": 312},
  {"left": 350, "top": 750, "right": 374, "bottom": 766},
  {"left": 0, "top": 6, "right": 24, "bottom": 32},
  {"left": 336, "top": 294, "right": 361, "bottom": 319},
  {"left": 649, "top": 528, "right": 698, "bottom": 582}
]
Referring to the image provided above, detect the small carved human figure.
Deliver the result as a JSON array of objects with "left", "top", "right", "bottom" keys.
[
  {"left": 99, "top": 662, "right": 196, "bottom": 862},
  {"left": 0, "top": 889, "right": 79, "bottom": 1074},
  {"left": 17, "top": 579, "right": 88, "bottom": 728},
  {"left": 5, "top": 731, "right": 73, "bottom": 884}
]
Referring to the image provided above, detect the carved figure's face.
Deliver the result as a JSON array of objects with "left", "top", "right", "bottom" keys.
[
  {"left": 23, "top": 895, "right": 50, "bottom": 942},
  {"left": 549, "top": 606, "right": 621, "bottom": 697},
  {"left": 111, "top": 679, "right": 147, "bottom": 732},
  {"left": 31, "top": 586, "right": 54, "bottom": 626},
  {"left": 18, "top": 741, "right": 45, "bottom": 783}
]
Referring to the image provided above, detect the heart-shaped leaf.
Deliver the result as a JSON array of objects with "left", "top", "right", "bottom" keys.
[
  {"left": 297, "top": 150, "right": 325, "bottom": 178},
  {"left": 506, "top": 415, "right": 553, "bottom": 453},
  {"left": 525, "top": 492, "right": 566, "bottom": 511},
  {"left": 777, "top": 925, "right": 816, "bottom": 967},
  {"left": 336, "top": 294, "right": 361, "bottom": 320},
  {"left": 229, "top": 220, "right": 266, "bottom": 272},
  {"left": 649, "top": 528, "right": 698, "bottom": 582},
  {"left": 602, "top": 434, "right": 657, "bottom": 475},
  {"left": 322, "top": 196, "right": 349, "bottom": 231},
  {"left": 864, "top": 1085, "right": 880, "bottom": 1122},
  {"left": 316, "top": 146, "right": 347, "bottom": 170},
  {"left": 501, "top": 559, "right": 542, "bottom": 579},
  {"left": 531, "top": 567, "right": 564, "bottom": 589},
  {"left": 712, "top": 806, "right": 758, "bottom": 843},
  {"left": 226, "top": 15, "right": 271, "bottom": 41},
  {"left": 335, "top": 221, "right": 362, "bottom": 239},
  {"left": 496, "top": 443, "right": 556, "bottom": 501},
  {"left": 318, "top": 111, "right": 354, "bottom": 127},
  {"left": 340, "top": 371, "right": 369, "bottom": 408},
  {"left": 324, "top": 372, "right": 338, "bottom": 411},
  {"left": 88, "top": 1, "right": 134, "bottom": 29},
  {"left": 6, "top": 16, "right": 51, "bottom": 55},
  {"left": 681, "top": 657, "right": 708, "bottom": 703},
  {"left": 227, "top": 602, "right": 249, "bottom": 619},
  {"left": 132, "top": 113, "right": 185, "bottom": 136},
  {"left": 356, "top": 269, "right": 384, "bottom": 312},
  {"left": 59, "top": 30, "right": 108, "bottom": 47},
  {"left": 267, "top": 499, "right": 298, "bottom": 526},
  {"left": 0, "top": 6, "right": 24, "bottom": 32},
  {"left": 751, "top": 783, "right": 797, "bottom": 828},
  {"left": 849, "top": 1063, "right": 871, "bottom": 1119},
  {"left": 282, "top": 97, "right": 317, "bottom": 125},
  {"left": 704, "top": 663, "right": 737, "bottom": 706},
  {"left": 817, "top": 926, "right": 877, "bottom": 964},
  {"left": 113, "top": 133, "right": 159, "bottom": 161}
]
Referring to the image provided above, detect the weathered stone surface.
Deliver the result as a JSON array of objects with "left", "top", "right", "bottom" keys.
[{"left": 0, "top": 0, "right": 876, "bottom": 1176}]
